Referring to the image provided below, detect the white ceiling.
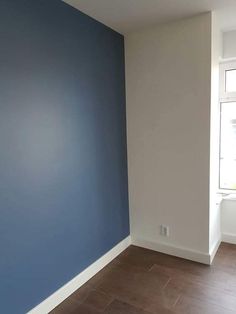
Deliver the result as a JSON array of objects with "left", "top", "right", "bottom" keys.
[{"left": 63, "top": 0, "right": 236, "bottom": 34}]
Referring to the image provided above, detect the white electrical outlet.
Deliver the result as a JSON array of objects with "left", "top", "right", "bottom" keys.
[{"left": 160, "top": 225, "right": 170, "bottom": 237}]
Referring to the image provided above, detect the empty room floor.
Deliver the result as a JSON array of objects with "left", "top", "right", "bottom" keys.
[{"left": 51, "top": 243, "right": 236, "bottom": 314}]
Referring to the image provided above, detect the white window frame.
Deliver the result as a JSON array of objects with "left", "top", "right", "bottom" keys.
[
  {"left": 220, "top": 61, "right": 236, "bottom": 101},
  {"left": 219, "top": 61, "right": 236, "bottom": 192}
]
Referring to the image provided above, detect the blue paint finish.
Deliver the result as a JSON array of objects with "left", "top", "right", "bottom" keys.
[{"left": 0, "top": 1, "right": 129, "bottom": 313}]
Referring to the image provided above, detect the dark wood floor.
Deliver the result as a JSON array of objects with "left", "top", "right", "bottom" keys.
[{"left": 50, "top": 243, "right": 236, "bottom": 314}]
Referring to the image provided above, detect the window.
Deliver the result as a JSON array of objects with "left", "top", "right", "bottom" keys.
[
  {"left": 219, "top": 61, "right": 236, "bottom": 190},
  {"left": 220, "top": 62, "right": 236, "bottom": 100},
  {"left": 225, "top": 70, "right": 236, "bottom": 93},
  {"left": 220, "top": 102, "right": 236, "bottom": 189}
]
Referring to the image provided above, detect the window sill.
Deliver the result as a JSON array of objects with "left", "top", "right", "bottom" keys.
[
  {"left": 222, "top": 195, "right": 236, "bottom": 201},
  {"left": 217, "top": 189, "right": 236, "bottom": 195},
  {"left": 217, "top": 190, "right": 236, "bottom": 201}
]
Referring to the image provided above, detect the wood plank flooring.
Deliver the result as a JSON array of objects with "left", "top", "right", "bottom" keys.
[{"left": 50, "top": 243, "right": 236, "bottom": 314}]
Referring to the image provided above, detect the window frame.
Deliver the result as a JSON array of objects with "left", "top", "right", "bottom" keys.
[
  {"left": 220, "top": 61, "right": 236, "bottom": 101},
  {"left": 219, "top": 61, "right": 236, "bottom": 192}
]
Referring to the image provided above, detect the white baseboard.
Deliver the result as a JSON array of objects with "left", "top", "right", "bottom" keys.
[
  {"left": 209, "top": 238, "right": 221, "bottom": 264},
  {"left": 27, "top": 234, "right": 225, "bottom": 313},
  {"left": 28, "top": 236, "right": 131, "bottom": 314},
  {"left": 222, "top": 232, "right": 236, "bottom": 245},
  {"left": 132, "top": 237, "right": 211, "bottom": 265}
]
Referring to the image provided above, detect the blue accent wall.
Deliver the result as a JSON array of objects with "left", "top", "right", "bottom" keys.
[{"left": 0, "top": 1, "right": 129, "bottom": 313}]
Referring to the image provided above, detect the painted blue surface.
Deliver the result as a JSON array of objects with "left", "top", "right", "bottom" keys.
[{"left": 0, "top": 1, "right": 129, "bottom": 313}]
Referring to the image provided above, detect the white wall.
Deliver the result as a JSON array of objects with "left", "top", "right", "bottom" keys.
[
  {"left": 125, "top": 13, "right": 213, "bottom": 259},
  {"left": 223, "top": 30, "right": 236, "bottom": 59},
  {"left": 221, "top": 198, "right": 236, "bottom": 244}
]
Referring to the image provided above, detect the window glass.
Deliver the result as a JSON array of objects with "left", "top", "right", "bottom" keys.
[
  {"left": 225, "top": 69, "right": 236, "bottom": 93},
  {"left": 220, "top": 102, "right": 236, "bottom": 189}
]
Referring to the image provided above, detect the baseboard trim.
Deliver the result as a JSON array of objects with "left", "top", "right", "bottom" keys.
[
  {"left": 209, "top": 238, "right": 221, "bottom": 264},
  {"left": 28, "top": 236, "right": 131, "bottom": 314},
  {"left": 132, "top": 237, "right": 211, "bottom": 265},
  {"left": 222, "top": 232, "right": 236, "bottom": 245},
  {"left": 27, "top": 234, "right": 225, "bottom": 313}
]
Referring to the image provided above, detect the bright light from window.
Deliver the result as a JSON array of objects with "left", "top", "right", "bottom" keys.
[
  {"left": 220, "top": 102, "right": 236, "bottom": 189},
  {"left": 226, "top": 69, "right": 236, "bottom": 93}
]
